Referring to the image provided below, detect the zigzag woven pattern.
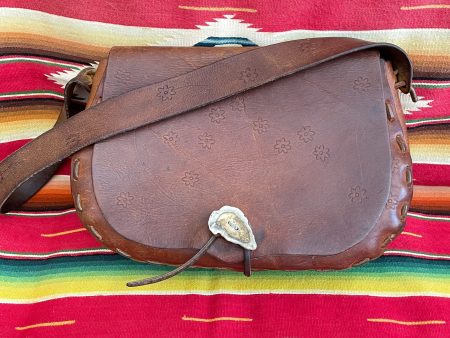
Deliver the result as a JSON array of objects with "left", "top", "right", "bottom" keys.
[{"left": 0, "top": 1, "right": 449, "bottom": 337}]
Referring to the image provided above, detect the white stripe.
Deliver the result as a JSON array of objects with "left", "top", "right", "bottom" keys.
[
  {"left": 384, "top": 250, "right": 450, "bottom": 260},
  {"left": 407, "top": 212, "right": 450, "bottom": 221},
  {"left": 0, "top": 8, "right": 449, "bottom": 55},
  {"left": 0, "top": 249, "right": 113, "bottom": 259},
  {"left": 6, "top": 209, "right": 76, "bottom": 217},
  {"left": 406, "top": 117, "right": 450, "bottom": 127},
  {"left": 1, "top": 290, "right": 449, "bottom": 305},
  {"left": 0, "top": 56, "right": 83, "bottom": 68},
  {"left": 0, "top": 92, "right": 64, "bottom": 99},
  {"left": 413, "top": 81, "right": 450, "bottom": 87}
]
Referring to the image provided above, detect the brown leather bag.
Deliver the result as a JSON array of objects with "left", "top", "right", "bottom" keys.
[{"left": 0, "top": 38, "right": 414, "bottom": 286}]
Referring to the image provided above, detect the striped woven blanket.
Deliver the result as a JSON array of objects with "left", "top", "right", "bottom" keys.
[{"left": 0, "top": 1, "right": 449, "bottom": 337}]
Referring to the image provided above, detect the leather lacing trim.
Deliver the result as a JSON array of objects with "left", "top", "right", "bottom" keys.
[{"left": 73, "top": 60, "right": 414, "bottom": 286}]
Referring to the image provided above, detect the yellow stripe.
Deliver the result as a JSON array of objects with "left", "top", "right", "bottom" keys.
[
  {"left": 15, "top": 320, "right": 75, "bottom": 331},
  {"left": 410, "top": 143, "right": 450, "bottom": 165},
  {"left": 367, "top": 318, "right": 446, "bottom": 326},
  {"left": 41, "top": 228, "right": 87, "bottom": 238},
  {"left": 2, "top": 273, "right": 450, "bottom": 303},
  {"left": 401, "top": 4, "right": 450, "bottom": 10},
  {"left": 182, "top": 315, "right": 252, "bottom": 322},
  {"left": 401, "top": 231, "right": 423, "bottom": 238},
  {"left": 178, "top": 5, "right": 257, "bottom": 13}
]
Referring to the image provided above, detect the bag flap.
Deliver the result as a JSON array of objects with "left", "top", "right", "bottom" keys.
[{"left": 72, "top": 45, "right": 412, "bottom": 269}]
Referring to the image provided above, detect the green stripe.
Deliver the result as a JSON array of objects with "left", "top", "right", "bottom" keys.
[
  {"left": 0, "top": 255, "right": 448, "bottom": 280},
  {"left": 408, "top": 213, "right": 450, "bottom": 222},
  {"left": 0, "top": 58, "right": 79, "bottom": 69},
  {"left": 413, "top": 83, "right": 450, "bottom": 89},
  {"left": 0, "top": 248, "right": 111, "bottom": 258},
  {"left": 406, "top": 116, "right": 450, "bottom": 125},
  {"left": 0, "top": 90, "right": 63, "bottom": 98}
]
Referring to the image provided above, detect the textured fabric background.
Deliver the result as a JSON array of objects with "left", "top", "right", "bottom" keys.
[{"left": 0, "top": 1, "right": 449, "bottom": 337}]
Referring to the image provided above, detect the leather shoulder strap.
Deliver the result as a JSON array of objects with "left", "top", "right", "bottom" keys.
[{"left": 0, "top": 38, "right": 412, "bottom": 212}]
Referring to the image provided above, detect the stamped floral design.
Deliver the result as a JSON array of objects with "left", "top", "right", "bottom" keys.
[
  {"left": 231, "top": 96, "right": 245, "bottom": 111},
  {"left": 209, "top": 108, "right": 225, "bottom": 124},
  {"left": 252, "top": 117, "right": 269, "bottom": 134},
  {"left": 352, "top": 77, "right": 371, "bottom": 92},
  {"left": 182, "top": 171, "right": 200, "bottom": 187},
  {"left": 313, "top": 144, "right": 330, "bottom": 162},
  {"left": 116, "top": 192, "right": 134, "bottom": 208},
  {"left": 348, "top": 185, "right": 367, "bottom": 203},
  {"left": 297, "top": 126, "right": 316, "bottom": 143},
  {"left": 157, "top": 84, "right": 176, "bottom": 101},
  {"left": 386, "top": 196, "right": 399, "bottom": 209},
  {"left": 274, "top": 138, "right": 291, "bottom": 154},
  {"left": 239, "top": 67, "right": 258, "bottom": 83},
  {"left": 163, "top": 131, "right": 178, "bottom": 145},
  {"left": 198, "top": 132, "right": 215, "bottom": 150}
]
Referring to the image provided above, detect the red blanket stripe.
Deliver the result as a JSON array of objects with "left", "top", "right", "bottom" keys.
[
  {"left": 413, "top": 163, "right": 450, "bottom": 186},
  {"left": 1, "top": 294, "right": 449, "bottom": 338},
  {"left": 0, "top": 211, "right": 448, "bottom": 259},
  {"left": 2, "top": 0, "right": 450, "bottom": 30}
]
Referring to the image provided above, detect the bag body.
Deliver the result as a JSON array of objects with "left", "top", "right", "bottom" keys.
[
  {"left": 0, "top": 38, "right": 414, "bottom": 282},
  {"left": 72, "top": 41, "right": 412, "bottom": 272}
]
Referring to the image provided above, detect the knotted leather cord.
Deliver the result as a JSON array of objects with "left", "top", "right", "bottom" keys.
[{"left": 0, "top": 38, "right": 413, "bottom": 284}]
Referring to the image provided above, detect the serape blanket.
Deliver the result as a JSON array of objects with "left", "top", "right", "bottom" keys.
[{"left": 0, "top": 1, "right": 449, "bottom": 337}]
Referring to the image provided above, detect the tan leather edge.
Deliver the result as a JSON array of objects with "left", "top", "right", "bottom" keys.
[
  {"left": 71, "top": 57, "right": 413, "bottom": 272},
  {"left": 86, "top": 59, "right": 108, "bottom": 107}
]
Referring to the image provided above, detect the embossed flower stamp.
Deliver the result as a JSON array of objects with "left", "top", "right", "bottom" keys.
[
  {"left": 231, "top": 96, "right": 245, "bottom": 111},
  {"left": 313, "top": 144, "right": 330, "bottom": 162},
  {"left": 252, "top": 117, "right": 269, "bottom": 134},
  {"left": 297, "top": 126, "right": 316, "bottom": 143},
  {"left": 157, "top": 84, "right": 176, "bottom": 101},
  {"left": 163, "top": 131, "right": 178, "bottom": 145},
  {"left": 116, "top": 192, "right": 134, "bottom": 208},
  {"left": 274, "top": 138, "right": 291, "bottom": 154},
  {"left": 386, "top": 196, "right": 399, "bottom": 209},
  {"left": 239, "top": 67, "right": 258, "bottom": 83},
  {"left": 209, "top": 108, "right": 225, "bottom": 124},
  {"left": 348, "top": 185, "right": 367, "bottom": 203},
  {"left": 198, "top": 132, "right": 215, "bottom": 150},
  {"left": 182, "top": 171, "right": 200, "bottom": 187},
  {"left": 352, "top": 77, "right": 371, "bottom": 92}
]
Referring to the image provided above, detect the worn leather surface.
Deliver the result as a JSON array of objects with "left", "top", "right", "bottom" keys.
[
  {"left": 0, "top": 38, "right": 412, "bottom": 216},
  {"left": 71, "top": 44, "right": 413, "bottom": 271}
]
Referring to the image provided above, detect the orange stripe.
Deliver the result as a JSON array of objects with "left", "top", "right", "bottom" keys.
[
  {"left": 15, "top": 320, "right": 75, "bottom": 331},
  {"left": 367, "top": 318, "right": 446, "bottom": 326},
  {"left": 401, "top": 4, "right": 450, "bottom": 10},
  {"left": 411, "top": 185, "right": 450, "bottom": 213},
  {"left": 182, "top": 315, "right": 253, "bottom": 322},
  {"left": 41, "top": 228, "right": 87, "bottom": 237},
  {"left": 401, "top": 231, "right": 422, "bottom": 238},
  {"left": 178, "top": 5, "right": 257, "bottom": 13},
  {"left": 1, "top": 32, "right": 108, "bottom": 59}
]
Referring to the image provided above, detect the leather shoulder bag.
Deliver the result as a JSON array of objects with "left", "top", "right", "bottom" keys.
[{"left": 0, "top": 38, "right": 415, "bottom": 286}]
